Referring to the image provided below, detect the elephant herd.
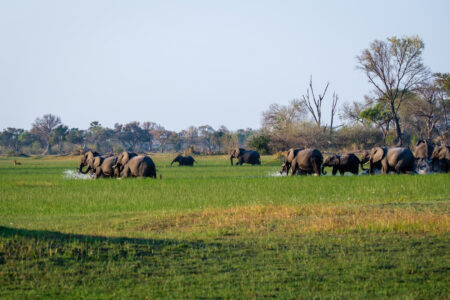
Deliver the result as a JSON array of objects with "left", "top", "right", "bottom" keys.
[
  {"left": 78, "top": 151, "right": 157, "bottom": 179},
  {"left": 78, "top": 151, "right": 197, "bottom": 178},
  {"left": 279, "top": 140, "right": 449, "bottom": 176},
  {"left": 77, "top": 142, "right": 449, "bottom": 179}
]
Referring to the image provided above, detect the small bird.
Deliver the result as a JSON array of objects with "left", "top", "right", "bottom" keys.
[{"left": 14, "top": 160, "right": 21, "bottom": 166}]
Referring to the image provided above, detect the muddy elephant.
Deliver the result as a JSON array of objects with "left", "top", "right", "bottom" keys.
[
  {"left": 115, "top": 155, "right": 157, "bottom": 178},
  {"left": 289, "top": 148, "right": 323, "bottom": 176},
  {"left": 321, "top": 153, "right": 360, "bottom": 175},
  {"left": 414, "top": 140, "right": 437, "bottom": 173},
  {"left": 431, "top": 145, "right": 450, "bottom": 173},
  {"left": 93, "top": 156, "right": 118, "bottom": 178},
  {"left": 171, "top": 154, "right": 196, "bottom": 166},
  {"left": 78, "top": 150, "right": 100, "bottom": 174},
  {"left": 113, "top": 151, "right": 138, "bottom": 174},
  {"left": 280, "top": 148, "right": 302, "bottom": 175},
  {"left": 230, "top": 148, "right": 261, "bottom": 166},
  {"left": 368, "top": 147, "right": 415, "bottom": 174}
]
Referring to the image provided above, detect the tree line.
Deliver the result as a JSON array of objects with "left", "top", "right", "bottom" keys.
[
  {"left": 1, "top": 35, "right": 449, "bottom": 155},
  {"left": 0, "top": 117, "right": 256, "bottom": 155}
]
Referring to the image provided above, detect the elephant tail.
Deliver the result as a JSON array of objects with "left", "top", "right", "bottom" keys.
[{"left": 321, "top": 165, "right": 327, "bottom": 175}]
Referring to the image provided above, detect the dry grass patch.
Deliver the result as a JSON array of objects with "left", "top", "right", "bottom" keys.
[{"left": 133, "top": 203, "right": 449, "bottom": 235}]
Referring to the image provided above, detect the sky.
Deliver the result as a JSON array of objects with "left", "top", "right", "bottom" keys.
[{"left": 0, "top": 0, "right": 449, "bottom": 132}]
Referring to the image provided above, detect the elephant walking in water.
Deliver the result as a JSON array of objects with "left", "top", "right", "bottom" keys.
[
  {"left": 280, "top": 148, "right": 302, "bottom": 175},
  {"left": 289, "top": 148, "right": 323, "bottom": 176},
  {"left": 367, "top": 147, "right": 415, "bottom": 174},
  {"left": 230, "top": 148, "right": 261, "bottom": 166},
  {"left": 113, "top": 151, "right": 156, "bottom": 178},
  {"left": 321, "top": 153, "right": 360, "bottom": 175},
  {"left": 171, "top": 154, "right": 196, "bottom": 166},
  {"left": 431, "top": 145, "right": 450, "bottom": 173}
]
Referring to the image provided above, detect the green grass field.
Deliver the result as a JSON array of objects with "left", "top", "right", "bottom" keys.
[{"left": 0, "top": 155, "right": 449, "bottom": 299}]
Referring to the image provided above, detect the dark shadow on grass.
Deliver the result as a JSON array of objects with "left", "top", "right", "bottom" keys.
[{"left": 0, "top": 225, "right": 219, "bottom": 250}]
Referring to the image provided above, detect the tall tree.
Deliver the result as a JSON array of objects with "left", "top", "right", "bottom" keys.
[
  {"left": 356, "top": 36, "right": 430, "bottom": 145},
  {"left": 262, "top": 99, "right": 306, "bottom": 149},
  {"left": 50, "top": 125, "right": 69, "bottom": 154},
  {"left": 0, "top": 128, "right": 24, "bottom": 153},
  {"left": 31, "top": 114, "right": 62, "bottom": 154}
]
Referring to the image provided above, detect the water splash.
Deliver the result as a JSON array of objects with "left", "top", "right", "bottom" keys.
[{"left": 63, "top": 169, "right": 93, "bottom": 180}]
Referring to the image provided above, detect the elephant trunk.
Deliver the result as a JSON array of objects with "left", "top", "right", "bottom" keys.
[
  {"left": 79, "top": 163, "right": 88, "bottom": 174},
  {"left": 321, "top": 165, "right": 327, "bottom": 175},
  {"left": 230, "top": 156, "right": 234, "bottom": 166},
  {"left": 360, "top": 161, "right": 367, "bottom": 171},
  {"left": 170, "top": 160, "right": 174, "bottom": 166}
]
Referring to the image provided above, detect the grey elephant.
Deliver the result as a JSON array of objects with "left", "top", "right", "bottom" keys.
[
  {"left": 368, "top": 147, "right": 415, "bottom": 174},
  {"left": 171, "top": 154, "right": 196, "bottom": 166},
  {"left": 414, "top": 140, "right": 436, "bottom": 173},
  {"left": 360, "top": 150, "right": 380, "bottom": 174},
  {"left": 321, "top": 153, "right": 360, "bottom": 175},
  {"left": 93, "top": 156, "right": 118, "bottom": 178},
  {"left": 113, "top": 151, "right": 138, "bottom": 174},
  {"left": 230, "top": 148, "right": 261, "bottom": 166},
  {"left": 289, "top": 148, "right": 323, "bottom": 176},
  {"left": 431, "top": 145, "right": 450, "bottom": 173},
  {"left": 78, "top": 150, "right": 100, "bottom": 174},
  {"left": 280, "top": 148, "right": 302, "bottom": 175},
  {"left": 114, "top": 155, "right": 157, "bottom": 178}
]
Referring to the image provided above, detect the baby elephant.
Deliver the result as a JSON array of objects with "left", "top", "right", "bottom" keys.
[
  {"left": 322, "top": 153, "right": 360, "bottom": 175},
  {"left": 171, "top": 154, "right": 196, "bottom": 166}
]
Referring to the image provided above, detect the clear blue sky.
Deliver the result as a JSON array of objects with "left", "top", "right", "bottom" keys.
[{"left": 1, "top": 0, "right": 449, "bottom": 131}]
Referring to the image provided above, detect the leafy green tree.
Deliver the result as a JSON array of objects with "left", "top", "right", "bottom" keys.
[
  {"left": 66, "top": 128, "right": 85, "bottom": 149},
  {"left": 247, "top": 133, "right": 270, "bottom": 154},
  {"left": 357, "top": 36, "right": 430, "bottom": 145},
  {"left": 0, "top": 128, "right": 24, "bottom": 153},
  {"left": 50, "top": 125, "right": 69, "bottom": 153}
]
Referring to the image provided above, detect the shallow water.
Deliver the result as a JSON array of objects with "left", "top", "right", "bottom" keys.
[{"left": 63, "top": 169, "right": 93, "bottom": 180}]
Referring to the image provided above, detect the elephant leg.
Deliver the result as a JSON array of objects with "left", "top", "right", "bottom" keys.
[
  {"left": 381, "top": 160, "right": 389, "bottom": 174},
  {"left": 94, "top": 167, "right": 103, "bottom": 179},
  {"left": 290, "top": 164, "right": 297, "bottom": 176},
  {"left": 331, "top": 166, "right": 337, "bottom": 176},
  {"left": 313, "top": 164, "right": 321, "bottom": 176},
  {"left": 339, "top": 169, "right": 344, "bottom": 176}
]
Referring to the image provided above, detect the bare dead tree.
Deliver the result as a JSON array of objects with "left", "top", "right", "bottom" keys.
[
  {"left": 301, "top": 76, "right": 329, "bottom": 127},
  {"left": 329, "top": 92, "right": 339, "bottom": 137}
]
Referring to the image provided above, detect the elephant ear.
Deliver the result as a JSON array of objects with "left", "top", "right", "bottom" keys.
[
  {"left": 439, "top": 146, "right": 450, "bottom": 160},
  {"left": 93, "top": 156, "right": 102, "bottom": 169},
  {"left": 372, "top": 147, "right": 385, "bottom": 163},
  {"left": 333, "top": 155, "right": 340, "bottom": 165},
  {"left": 120, "top": 152, "right": 131, "bottom": 165}
]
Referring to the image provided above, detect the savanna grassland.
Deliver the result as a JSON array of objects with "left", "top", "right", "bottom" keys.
[{"left": 0, "top": 155, "right": 449, "bottom": 299}]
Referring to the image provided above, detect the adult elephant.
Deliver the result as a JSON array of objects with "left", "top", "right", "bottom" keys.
[
  {"left": 414, "top": 140, "right": 435, "bottom": 173},
  {"left": 431, "top": 145, "right": 450, "bottom": 173},
  {"left": 113, "top": 151, "right": 138, "bottom": 174},
  {"left": 368, "top": 147, "right": 415, "bottom": 174},
  {"left": 321, "top": 153, "right": 360, "bottom": 175},
  {"left": 115, "top": 155, "right": 157, "bottom": 178},
  {"left": 78, "top": 150, "right": 100, "bottom": 174},
  {"left": 230, "top": 148, "right": 261, "bottom": 166},
  {"left": 93, "top": 156, "right": 118, "bottom": 178},
  {"left": 280, "top": 148, "right": 302, "bottom": 175},
  {"left": 171, "top": 154, "right": 196, "bottom": 166},
  {"left": 290, "top": 148, "right": 323, "bottom": 176}
]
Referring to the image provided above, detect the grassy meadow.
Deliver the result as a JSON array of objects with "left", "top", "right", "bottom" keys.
[{"left": 0, "top": 154, "right": 449, "bottom": 298}]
